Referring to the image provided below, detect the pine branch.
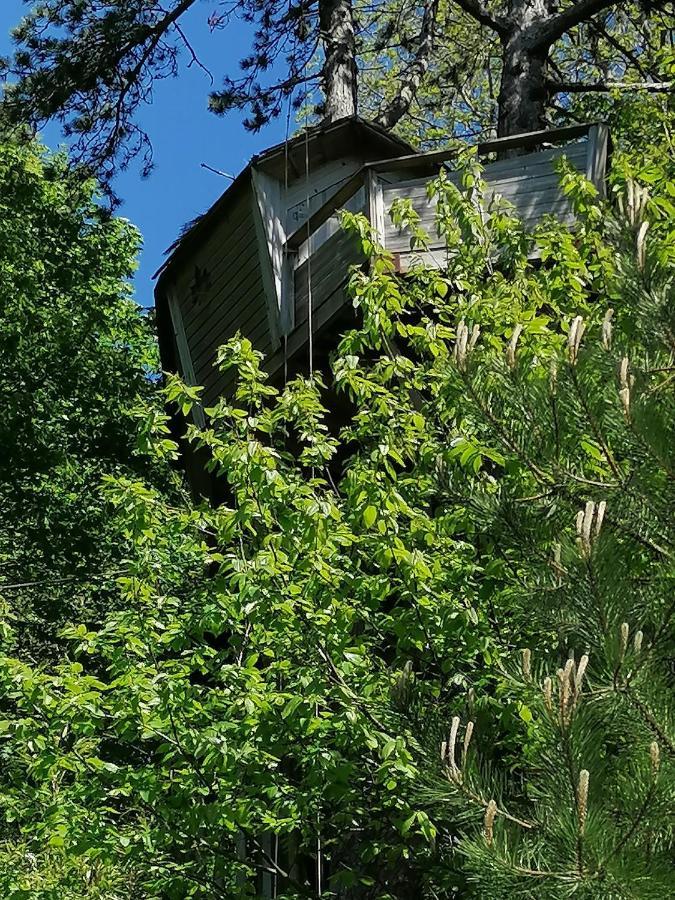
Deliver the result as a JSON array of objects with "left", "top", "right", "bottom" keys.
[
  {"left": 450, "top": 0, "right": 509, "bottom": 35},
  {"left": 533, "top": 1, "right": 618, "bottom": 49},
  {"left": 586, "top": 19, "right": 651, "bottom": 79},
  {"left": 444, "top": 765, "right": 535, "bottom": 831},
  {"left": 620, "top": 687, "right": 675, "bottom": 757},
  {"left": 605, "top": 785, "right": 655, "bottom": 863}
]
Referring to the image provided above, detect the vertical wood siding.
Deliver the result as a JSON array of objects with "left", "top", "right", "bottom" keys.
[{"left": 171, "top": 183, "right": 274, "bottom": 407}]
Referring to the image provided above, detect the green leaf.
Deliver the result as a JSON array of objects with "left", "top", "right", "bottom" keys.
[{"left": 363, "top": 505, "right": 378, "bottom": 528}]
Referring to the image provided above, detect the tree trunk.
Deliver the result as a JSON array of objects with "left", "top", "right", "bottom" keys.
[
  {"left": 496, "top": 0, "right": 554, "bottom": 138},
  {"left": 497, "top": 31, "right": 549, "bottom": 137},
  {"left": 320, "top": 0, "right": 358, "bottom": 122}
]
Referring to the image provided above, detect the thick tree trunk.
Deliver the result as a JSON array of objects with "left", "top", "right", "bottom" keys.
[
  {"left": 451, "top": 0, "right": 618, "bottom": 139},
  {"left": 320, "top": 0, "right": 358, "bottom": 122},
  {"left": 497, "top": 32, "right": 549, "bottom": 137},
  {"left": 495, "top": 0, "right": 555, "bottom": 137}
]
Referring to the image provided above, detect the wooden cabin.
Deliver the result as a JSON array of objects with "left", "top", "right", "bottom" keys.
[
  {"left": 154, "top": 118, "right": 415, "bottom": 409},
  {"left": 154, "top": 117, "right": 609, "bottom": 492}
]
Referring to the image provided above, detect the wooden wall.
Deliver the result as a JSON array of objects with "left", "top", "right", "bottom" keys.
[
  {"left": 161, "top": 159, "right": 376, "bottom": 407},
  {"left": 159, "top": 129, "right": 607, "bottom": 417},
  {"left": 381, "top": 142, "right": 589, "bottom": 270},
  {"left": 165, "top": 178, "right": 276, "bottom": 407}
]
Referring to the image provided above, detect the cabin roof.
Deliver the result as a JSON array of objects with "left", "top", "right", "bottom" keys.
[{"left": 154, "top": 117, "right": 416, "bottom": 286}]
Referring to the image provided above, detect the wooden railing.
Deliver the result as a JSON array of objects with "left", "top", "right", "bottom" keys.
[
  {"left": 284, "top": 122, "right": 605, "bottom": 256},
  {"left": 274, "top": 122, "right": 608, "bottom": 366}
]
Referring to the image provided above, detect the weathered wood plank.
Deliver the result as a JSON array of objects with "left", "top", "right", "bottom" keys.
[
  {"left": 366, "top": 170, "right": 386, "bottom": 244},
  {"left": 384, "top": 142, "right": 586, "bottom": 195},
  {"left": 187, "top": 274, "right": 269, "bottom": 371},
  {"left": 165, "top": 286, "right": 207, "bottom": 427},
  {"left": 286, "top": 171, "right": 364, "bottom": 251},
  {"left": 283, "top": 282, "right": 352, "bottom": 364},
  {"left": 367, "top": 122, "right": 595, "bottom": 174},
  {"left": 383, "top": 144, "right": 586, "bottom": 206},
  {"left": 294, "top": 234, "right": 360, "bottom": 304},
  {"left": 384, "top": 187, "right": 578, "bottom": 251},
  {"left": 586, "top": 123, "right": 609, "bottom": 196},
  {"left": 171, "top": 191, "right": 254, "bottom": 297},
  {"left": 293, "top": 228, "right": 362, "bottom": 328},
  {"left": 392, "top": 201, "right": 578, "bottom": 272},
  {"left": 191, "top": 292, "right": 268, "bottom": 376},
  {"left": 384, "top": 179, "right": 574, "bottom": 224},
  {"left": 285, "top": 157, "right": 364, "bottom": 226},
  {"left": 250, "top": 168, "right": 282, "bottom": 347},
  {"left": 479, "top": 141, "right": 586, "bottom": 182},
  {"left": 201, "top": 318, "right": 273, "bottom": 401},
  {"left": 184, "top": 252, "right": 265, "bottom": 350},
  {"left": 180, "top": 216, "right": 258, "bottom": 331},
  {"left": 382, "top": 144, "right": 589, "bottom": 254}
]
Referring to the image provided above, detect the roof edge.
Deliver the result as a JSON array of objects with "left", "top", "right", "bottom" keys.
[{"left": 154, "top": 117, "right": 417, "bottom": 288}]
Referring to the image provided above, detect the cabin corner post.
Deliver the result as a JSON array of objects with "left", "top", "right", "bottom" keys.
[
  {"left": 164, "top": 283, "right": 206, "bottom": 428},
  {"left": 366, "top": 169, "right": 386, "bottom": 245},
  {"left": 280, "top": 249, "right": 296, "bottom": 337},
  {"left": 586, "top": 123, "right": 609, "bottom": 198},
  {"left": 250, "top": 168, "right": 284, "bottom": 346}
]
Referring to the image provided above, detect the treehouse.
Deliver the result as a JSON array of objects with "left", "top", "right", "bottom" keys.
[{"left": 154, "top": 117, "right": 609, "bottom": 492}]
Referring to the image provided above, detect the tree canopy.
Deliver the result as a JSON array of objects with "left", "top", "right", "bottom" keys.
[
  {"left": 1, "top": 1, "right": 673, "bottom": 191},
  {"left": 0, "top": 134, "right": 166, "bottom": 660},
  {"left": 0, "top": 3, "right": 674, "bottom": 897}
]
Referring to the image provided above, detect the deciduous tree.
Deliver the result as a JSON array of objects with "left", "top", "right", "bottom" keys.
[{"left": 0, "top": 134, "right": 166, "bottom": 659}]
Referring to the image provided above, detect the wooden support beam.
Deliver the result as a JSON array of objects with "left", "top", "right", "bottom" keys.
[
  {"left": 250, "top": 168, "right": 282, "bottom": 348},
  {"left": 285, "top": 170, "right": 365, "bottom": 251},
  {"left": 366, "top": 170, "right": 385, "bottom": 244},
  {"left": 165, "top": 284, "right": 206, "bottom": 428},
  {"left": 585, "top": 123, "right": 610, "bottom": 198}
]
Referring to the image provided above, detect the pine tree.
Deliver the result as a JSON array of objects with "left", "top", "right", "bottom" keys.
[
  {"left": 337, "top": 144, "right": 675, "bottom": 896},
  {"left": 2, "top": 1, "right": 673, "bottom": 190}
]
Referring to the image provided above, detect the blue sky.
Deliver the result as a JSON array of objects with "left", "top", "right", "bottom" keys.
[{"left": 0, "top": 1, "right": 287, "bottom": 308}]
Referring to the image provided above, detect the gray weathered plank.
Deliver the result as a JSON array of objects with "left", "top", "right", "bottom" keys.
[
  {"left": 382, "top": 144, "right": 589, "bottom": 255},
  {"left": 184, "top": 252, "right": 265, "bottom": 351},
  {"left": 293, "top": 227, "right": 362, "bottom": 328}
]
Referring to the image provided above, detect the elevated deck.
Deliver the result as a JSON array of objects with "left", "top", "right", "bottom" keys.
[{"left": 273, "top": 122, "right": 609, "bottom": 376}]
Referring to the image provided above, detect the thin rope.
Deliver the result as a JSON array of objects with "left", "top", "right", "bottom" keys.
[
  {"left": 281, "top": 1, "right": 314, "bottom": 382},
  {"left": 316, "top": 701, "right": 322, "bottom": 894},
  {"left": 317, "top": 827, "right": 322, "bottom": 895},
  {"left": 283, "top": 99, "right": 291, "bottom": 387},
  {"left": 299, "top": 22, "right": 320, "bottom": 896},
  {"left": 278, "top": 13, "right": 322, "bottom": 891},
  {"left": 282, "top": 0, "right": 295, "bottom": 388},
  {"left": 304, "top": 105, "right": 314, "bottom": 379},
  {"left": 280, "top": 13, "right": 320, "bottom": 896},
  {"left": 302, "top": 63, "right": 323, "bottom": 898}
]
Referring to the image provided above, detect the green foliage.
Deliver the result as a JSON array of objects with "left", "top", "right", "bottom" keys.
[
  {"left": 0, "top": 137, "right": 164, "bottom": 657},
  {"left": 363, "top": 3, "right": 675, "bottom": 146},
  {"left": 0, "top": 132, "right": 674, "bottom": 898},
  {"left": 357, "top": 162, "right": 675, "bottom": 897}
]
